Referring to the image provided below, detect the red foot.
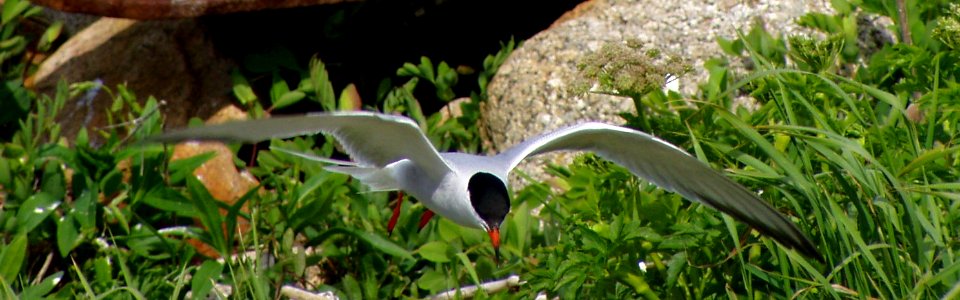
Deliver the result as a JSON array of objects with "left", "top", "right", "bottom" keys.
[
  {"left": 387, "top": 191, "right": 404, "bottom": 235},
  {"left": 417, "top": 210, "right": 435, "bottom": 232}
]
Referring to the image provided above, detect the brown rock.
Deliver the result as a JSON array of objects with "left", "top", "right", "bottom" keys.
[
  {"left": 29, "top": 17, "right": 235, "bottom": 145},
  {"left": 205, "top": 103, "right": 250, "bottom": 125},
  {"left": 439, "top": 97, "right": 470, "bottom": 124},
  {"left": 175, "top": 140, "right": 258, "bottom": 258},
  {"left": 549, "top": 0, "right": 598, "bottom": 28},
  {"left": 31, "top": 0, "right": 360, "bottom": 20},
  {"left": 171, "top": 141, "right": 258, "bottom": 212},
  {"left": 171, "top": 105, "right": 257, "bottom": 258}
]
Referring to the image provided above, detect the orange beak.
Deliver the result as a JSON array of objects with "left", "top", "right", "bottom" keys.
[{"left": 488, "top": 227, "right": 501, "bottom": 265}]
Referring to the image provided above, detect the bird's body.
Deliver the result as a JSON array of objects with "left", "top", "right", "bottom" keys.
[
  {"left": 148, "top": 111, "right": 822, "bottom": 261},
  {"left": 384, "top": 154, "right": 491, "bottom": 228},
  {"left": 421, "top": 153, "right": 504, "bottom": 228}
]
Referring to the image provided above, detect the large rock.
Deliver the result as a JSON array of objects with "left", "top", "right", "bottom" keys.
[
  {"left": 29, "top": 18, "right": 236, "bottom": 145},
  {"left": 30, "top": 0, "right": 358, "bottom": 20},
  {"left": 170, "top": 105, "right": 257, "bottom": 258},
  {"left": 481, "top": 0, "right": 833, "bottom": 184}
]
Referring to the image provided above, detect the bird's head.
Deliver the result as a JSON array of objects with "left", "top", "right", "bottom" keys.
[{"left": 467, "top": 172, "right": 511, "bottom": 264}]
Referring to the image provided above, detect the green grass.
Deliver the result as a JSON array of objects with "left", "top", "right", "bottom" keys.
[{"left": 2, "top": 0, "right": 960, "bottom": 299}]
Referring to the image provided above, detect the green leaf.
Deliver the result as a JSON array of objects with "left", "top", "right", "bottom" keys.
[
  {"left": 417, "top": 241, "right": 452, "bottom": 263},
  {"left": 832, "top": 74, "right": 905, "bottom": 112},
  {"left": 255, "top": 150, "right": 284, "bottom": 170},
  {"left": 403, "top": 91, "right": 427, "bottom": 128},
  {"left": 455, "top": 252, "right": 480, "bottom": 285},
  {"left": 269, "top": 71, "right": 291, "bottom": 104},
  {"left": 72, "top": 186, "right": 96, "bottom": 231},
  {"left": 16, "top": 192, "right": 59, "bottom": 234},
  {"left": 437, "top": 61, "right": 454, "bottom": 85},
  {"left": 294, "top": 169, "right": 331, "bottom": 204},
  {"left": 1, "top": 0, "right": 30, "bottom": 24},
  {"left": 437, "top": 217, "right": 463, "bottom": 242},
  {"left": 579, "top": 224, "right": 608, "bottom": 252},
  {"left": 19, "top": 271, "right": 63, "bottom": 299},
  {"left": 617, "top": 272, "right": 653, "bottom": 297},
  {"left": 351, "top": 228, "right": 414, "bottom": 260},
  {"left": 417, "top": 268, "right": 447, "bottom": 292},
  {"left": 143, "top": 187, "right": 199, "bottom": 218},
  {"left": 664, "top": 252, "right": 686, "bottom": 287},
  {"left": 93, "top": 256, "right": 112, "bottom": 285},
  {"left": 717, "top": 36, "right": 745, "bottom": 56},
  {"left": 397, "top": 62, "right": 420, "bottom": 77},
  {"left": 659, "top": 233, "right": 699, "bottom": 250},
  {"left": 309, "top": 58, "right": 336, "bottom": 111},
  {"left": 312, "top": 227, "right": 414, "bottom": 260},
  {"left": 0, "top": 234, "right": 26, "bottom": 282},
  {"left": 897, "top": 146, "right": 960, "bottom": 177},
  {"left": 418, "top": 57, "right": 435, "bottom": 83},
  {"left": 231, "top": 70, "right": 258, "bottom": 105},
  {"left": 56, "top": 216, "right": 80, "bottom": 257},
  {"left": 100, "top": 169, "right": 123, "bottom": 198},
  {"left": 294, "top": 242, "right": 306, "bottom": 277},
  {"left": 0, "top": 155, "right": 10, "bottom": 187},
  {"left": 167, "top": 151, "right": 216, "bottom": 184},
  {"left": 337, "top": 83, "right": 361, "bottom": 111},
  {"left": 188, "top": 177, "right": 227, "bottom": 255},
  {"left": 21, "top": 4, "right": 41, "bottom": 18},
  {"left": 273, "top": 90, "right": 306, "bottom": 110},
  {"left": 37, "top": 21, "right": 62, "bottom": 52},
  {"left": 341, "top": 274, "right": 362, "bottom": 300},
  {"left": 715, "top": 109, "right": 809, "bottom": 186},
  {"left": 40, "top": 161, "right": 66, "bottom": 200},
  {"left": 436, "top": 61, "right": 459, "bottom": 102},
  {"left": 0, "top": 80, "right": 31, "bottom": 126},
  {"left": 296, "top": 77, "right": 314, "bottom": 92},
  {"left": 360, "top": 265, "right": 380, "bottom": 299},
  {"left": 191, "top": 260, "right": 223, "bottom": 298}
]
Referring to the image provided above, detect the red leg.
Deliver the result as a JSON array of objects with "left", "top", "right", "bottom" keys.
[
  {"left": 387, "top": 191, "right": 404, "bottom": 235},
  {"left": 417, "top": 209, "right": 435, "bottom": 232}
]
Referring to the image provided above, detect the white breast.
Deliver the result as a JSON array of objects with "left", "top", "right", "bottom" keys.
[{"left": 390, "top": 157, "right": 481, "bottom": 228}]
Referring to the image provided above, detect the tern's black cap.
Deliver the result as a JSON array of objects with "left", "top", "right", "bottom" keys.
[{"left": 468, "top": 172, "right": 511, "bottom": 227}]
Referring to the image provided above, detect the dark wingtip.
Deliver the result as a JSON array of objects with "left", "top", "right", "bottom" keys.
[
  {"left": 769, "top": 228, "right": 823, "bottom": 263},
  {"left": 755, "top": 214, "right": 824, "bottom": 263},
  {"left": 693, "top": 191, "right": 824, "bottom": 262},
  {"left": 743, "top": 215, "right": 824, "bottom": 263},
  {"left": 749, "top": 214, "right": 822, "bottom": 262},
  {"left": 792, "top": 234, "right": 824, "bottom": 264}
]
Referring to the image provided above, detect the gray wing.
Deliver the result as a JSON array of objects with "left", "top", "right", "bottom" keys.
[
  {"left": 146, "top": 111, "right": 452, "bottom": 180},
  {"left": 495, "top": 122, "right": 821, "bottom": 261}
]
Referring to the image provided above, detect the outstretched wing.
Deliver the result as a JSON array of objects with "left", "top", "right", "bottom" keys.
[
  {"left": 495, "top": 122, "right": 821, "bottom": 261},
  {"left": 146, "top": 111, "right": 452, "bottom": 180}
]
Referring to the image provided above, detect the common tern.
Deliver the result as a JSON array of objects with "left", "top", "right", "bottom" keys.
[{"left": 147, "top": 111, "right": 821, "bottom": 262}]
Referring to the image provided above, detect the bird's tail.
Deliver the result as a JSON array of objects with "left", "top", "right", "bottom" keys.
[
  {"left": 325, "top": 166, "right": 400, "bottom": 192},
  {"left": 271, "top": 146, "right": 400, "bottom": 192},
  {"left": 271, "top": 146, "right": 359, "bottom": 166}
]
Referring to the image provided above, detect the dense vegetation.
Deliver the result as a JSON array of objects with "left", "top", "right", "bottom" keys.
[{"left": 1, "top": 0, "right": 959, "bottom": 298}]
